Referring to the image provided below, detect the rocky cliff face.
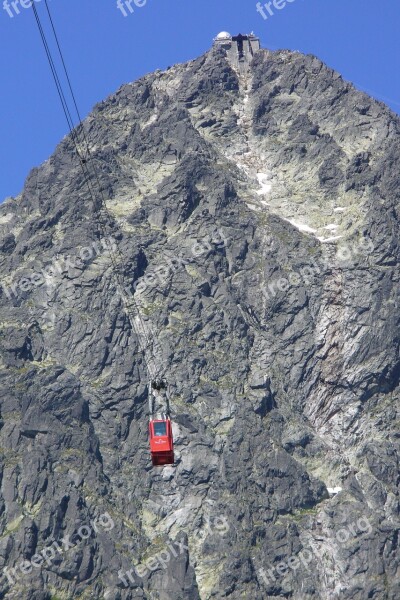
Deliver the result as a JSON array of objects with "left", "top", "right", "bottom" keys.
[{"left": 0, "top": 40, "right": 399, "bottom": 600}]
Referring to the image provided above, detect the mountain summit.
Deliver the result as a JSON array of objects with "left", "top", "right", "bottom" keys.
[{"left": 0, "top": 34, "right": 399, "bottom": 599}]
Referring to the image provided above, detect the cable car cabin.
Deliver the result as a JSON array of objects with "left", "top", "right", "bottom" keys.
[{"left": 149, "top": 419, "right": 174, "bottom": 467}]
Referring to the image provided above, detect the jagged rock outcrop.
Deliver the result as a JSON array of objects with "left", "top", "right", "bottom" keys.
[{"left": 0, "top": 39, "right": 399, "bottom": 600}]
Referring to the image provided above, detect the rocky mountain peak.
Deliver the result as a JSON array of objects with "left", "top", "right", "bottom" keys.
[{"left": 0, "top": 34, "right": 399, "bottom": 599}]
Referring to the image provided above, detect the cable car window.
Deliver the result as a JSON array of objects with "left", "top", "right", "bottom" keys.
[{"left": 154, "top": 422, "right": 167, "bottom": 436}]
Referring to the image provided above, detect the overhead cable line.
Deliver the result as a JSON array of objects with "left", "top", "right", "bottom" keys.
[{"left": 31, "top": 1, "right": 166, "bottom": 389}]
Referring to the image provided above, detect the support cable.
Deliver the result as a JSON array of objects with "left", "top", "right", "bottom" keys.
[{"left": 31, "top": 2, "right": 167, "bottom": 402}]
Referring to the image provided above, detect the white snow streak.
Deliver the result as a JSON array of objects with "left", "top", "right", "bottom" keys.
[
  {"left": 317, "top": 235, "right": 343, "bottom": 243},
  {"left": 286, "top": 219, "right": 317, "bottom": 234},
  {"left": 256, "top": 172, "right": 272, "bottom": 196},
  {"left": 323, "top": 224, "right": 339, "bottom": 231}
]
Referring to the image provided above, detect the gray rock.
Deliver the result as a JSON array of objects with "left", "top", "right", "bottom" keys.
[{"left": 0, "top": 37, "right": 399, "bottom": 599}]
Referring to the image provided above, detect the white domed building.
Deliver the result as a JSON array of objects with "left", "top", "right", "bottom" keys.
[
  {"left": 215, "top": 31, "right": 232, "bottom": 41},
  {"left": 213, "top": 31, "right": 233, "bottom": 50}
]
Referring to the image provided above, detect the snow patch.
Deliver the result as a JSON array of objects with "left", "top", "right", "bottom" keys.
[
  {"left": 257, "top": 172, "right": 272, "bottom": 183},
  {"left": 256, "top": 183, "right": 272, "bottom": 196},
  {"left": 286, "top": 219, "right": 317, "bottom": 234},
  {"left": 317, "top": 235, "right": 343, "bottom": 243},
  {"left": 327, "top": 487, "right": 342, "bottom": 496},
  {"left": 246, "top": 203, "right": 262, "bottom": 212},
  {"left": 334, "top": 207, "right": 346, "bottom": 212},
  {"left": 323, "top": 224, "right": 339, "bottom": 231},
  {"left": 256, "top": 172, "right": 272, "bottom": 196},
  {"left": 143, "top": 113, "right": 158, "bottom": 128}
]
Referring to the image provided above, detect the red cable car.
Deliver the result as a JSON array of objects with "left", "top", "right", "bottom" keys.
[{"left": 149, "top": 419, "right": 175, "bottom": 467}]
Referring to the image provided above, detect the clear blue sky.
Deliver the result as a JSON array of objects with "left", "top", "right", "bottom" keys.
[{"left": 0, "top": 0, "right": 399, "bottom": 202}]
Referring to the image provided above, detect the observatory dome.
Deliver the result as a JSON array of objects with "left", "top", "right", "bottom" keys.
[{"left": 216, "top": 31, "right": 232, "bottom": 40}]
